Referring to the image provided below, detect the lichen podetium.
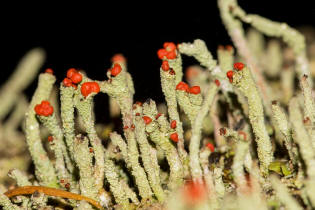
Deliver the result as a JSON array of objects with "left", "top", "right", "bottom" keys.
[{"left": 1, "top": 0, "right": 315, "bottom": 209}]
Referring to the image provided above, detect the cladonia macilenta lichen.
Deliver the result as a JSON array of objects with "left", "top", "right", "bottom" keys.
[{"left": 1, "top": 0, "right": 315, "bottom": 209}]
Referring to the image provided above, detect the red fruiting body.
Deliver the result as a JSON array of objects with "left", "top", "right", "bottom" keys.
[
  {"left": 135, "top": 113, "right": 140, "bottom": 116},
  {"left": 71, "top": 73, "right": 82, "bottom": 84},
  {"left": 185, "top": 67, "right": 199, "bottom": 80},
  {"left": 215, "top": 79, "right": 220, "bottom": 87},
  {"left": 188, "top": 86, "right": 201, "bottom": 95},
  {"left": 67, "top": 68, "right": 77, "bottom": 79},
  {"left": 63, "top": 78, "right": 73, "bottom": 87},
  {"left": 45, "top": 68, "right": 54, "bottom": 74},
  {"left": 34, "top": 101, "right": 54, "bottom": 117},
  {"left": 111, "top": 54, "right": 126, "bottom": 63},
  {"left": 157, "top": 49, "right": 168, "bottom": 59},
  {"left": 142, "top": 116, "right": 152, "bottom": 124},
  {"left": 65, "top": 183, "right": 70, "bottom": 189},
  {"left": 111, "top": 63, "right": 122, "bottom": 77},
  {"left": 226, "top": 70, "right": 234, "bottom": 83},
  {"left": 176, "top": 81, "right": 189, "bottom": 92},
  {"left": 163, "top": 42, "right": 176, "bottom": 51},
  {"left": 131, "top": 124, "right": 135, "bottom": 130},
  {"left": 170, "top": 120, "right": 177, "bottom": 129},
  {"left": 166, "top": 50, "right": 176, "bottom": 59},
  {"left": 64, "top": 68, "right": 82, "bottom": 86},
  {"left": 155, "top": 113, "right": 162, "bottom": 119},
  {"left": 206, "top": 143, "right": 215, "bottom": 152},
  {"left": 170, "top": 132, "right": 179, "bottom": 142},
  {"left": 161, "top": 60, "right": 170, "bottom": 71},
  {"left": 234, "top": 62, "right": 245, "bottom": 71},
  {"left": 219, "top": 127, "right": 226, "bottom": 135},
  {"left": 89, "top": 148, "right": 94, "bottom": 153},
  {"left": 47, "top": 136, "right": 54, "bottom": 142},
  {"left": 183, "top": 181, "right": 207, "bottom": 205},
  {"left": 158, "top": 42, "right": 177, "bottom": 60},
  {"left": 123, "top": 125, "right": 129, "bottom": 129},
  {"left": 80, "top": 82, "right": 100, "bottom": 97}
]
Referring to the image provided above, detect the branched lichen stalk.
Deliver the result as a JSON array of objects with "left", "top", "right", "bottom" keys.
[
  {"left": 190, "top": 83, "right": 218, "bottom": 181},
  {"left": 159, "top": 68, "right": 188, "bottom": 173},
  {"left": 133, "top": 109, "right": 165, "bottom": 202},
  {"left": 73, "top": 135, "right": 98, "bottom": 200},
  {"left": 288, "top": 97, "right": 315, "bottom": 177},
  {"left": 124, "top": 128, "right": 153, "bottom": 200},
  {"left": 142, "top": 99, "right": 184, "bottom": 189},
  {"left": 60, "top": 85, "right": 76, "bottom": 161},
  {"left": 74, "top": 96, "right": 105, "bottom": 191},
  {"left": 271, "top": 101, "right": 299, "bottom": 167},
  {"left": 110, "top": 128, "right": 153, "bottom": 200},
  {"left": 99, "top": 68, "right": 154, "bottom": 200},
  {"left": 104, "top": 154, "right": 131, "bottom": 209},
  {"left": 38, "top": 114, "right": 74, "bottom": 184},
  {"left": 25, "top": 73, "right": 58, "bottom": 187},
  {"left": 230, "top": 65, "right": 273, "bottom": 175}
]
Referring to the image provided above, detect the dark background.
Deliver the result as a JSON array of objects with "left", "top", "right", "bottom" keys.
[{"left": 1, "top": 1, "right": 314, "bottom": 122}]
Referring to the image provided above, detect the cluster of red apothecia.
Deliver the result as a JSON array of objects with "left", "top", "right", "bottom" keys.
[
  {"left": 62, "top": 68, "right": 101, "bottom": 98},
  {"left": 226, "top": 62, "right": 245, "bottom": 83},
  {"left": 62, "top": 68, "right": 83, "bottom": 88},
  {"left": 176, "top": 81, "right": 201, "bottom": 95},
  {"left": 34, "top": 101, "right": 54, "bottom": 116},
  {"left": 80, "top": 82, "right": 100, "bottom": 98},
  {"left": 157, "top": 42, "right": 177, "bottom": 60},
  {"left": 40, "top": 52, "right": 219, "bottom": 149},
  {"left": 157, "top": 42, "right": 179, "bottom": 75}
]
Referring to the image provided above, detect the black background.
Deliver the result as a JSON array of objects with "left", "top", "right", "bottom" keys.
[{"left": 1, "top": 1, "right": 314, "bottom": 122}]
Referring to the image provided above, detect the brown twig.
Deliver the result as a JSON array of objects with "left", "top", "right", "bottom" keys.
[{"left": 4, "top": 185, "right": 102, "bottom": 209}]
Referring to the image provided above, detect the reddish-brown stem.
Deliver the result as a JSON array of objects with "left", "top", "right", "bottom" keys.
[{"left": 4, "top": 186, "right": 102, "bottom": 209}]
